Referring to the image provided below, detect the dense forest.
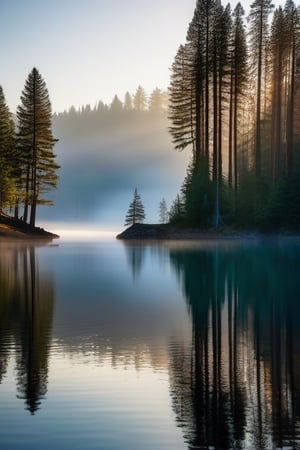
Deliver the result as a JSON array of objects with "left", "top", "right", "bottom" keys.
[{"left": 168, "top": 0, "right": 300, "bottom": 230}]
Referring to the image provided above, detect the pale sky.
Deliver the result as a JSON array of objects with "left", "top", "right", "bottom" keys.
[{"left": 0, "top": 0, "right": 196, "bottom": 113}]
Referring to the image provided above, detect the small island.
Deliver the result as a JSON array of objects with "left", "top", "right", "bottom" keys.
[{"left": 116, "top": 223, "right": 249, "bottom": 240}]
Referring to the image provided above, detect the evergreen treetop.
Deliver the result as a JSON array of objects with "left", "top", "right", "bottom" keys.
[{"left": 125, "top": 188, "right": 146, "bottom": 226}]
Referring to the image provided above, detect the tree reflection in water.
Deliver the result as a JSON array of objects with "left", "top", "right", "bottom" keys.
[
  {"left": 0, "top": 243, "right": 54, "bottom": 414},
  {"left": 168, "top": 241, "right": 300, "bottom": 450},
  {"left": 124, "top": 242, "right": 146, "bottom": 280}
]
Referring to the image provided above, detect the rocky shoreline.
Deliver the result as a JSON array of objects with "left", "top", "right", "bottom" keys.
[
  {"left": 0, "top": 213, "right": 59, "bottom": 239},
  {"left": 116, "top": 223, "right": 258, "bottom": 240}
]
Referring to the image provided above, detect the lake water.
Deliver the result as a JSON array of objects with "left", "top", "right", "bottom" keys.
[{"left": 0, "top": 236, "right": 300, "bottom": 450}]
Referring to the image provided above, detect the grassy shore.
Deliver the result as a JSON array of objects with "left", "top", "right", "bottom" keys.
[{"left": 0, "top": 212, "right": 59, "bottom": 239}]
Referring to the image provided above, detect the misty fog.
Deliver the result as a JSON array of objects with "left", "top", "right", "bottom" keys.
[{"left": 38, "top": 106, "right": 189, "bottom": 230}]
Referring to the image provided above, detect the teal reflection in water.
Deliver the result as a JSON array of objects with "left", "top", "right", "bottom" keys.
[
  {"left": 168, "top": 239, "right": 300, "bottom": 450},
  {"left": 0, "top": 238, "right": 300, "bottom": 450}
]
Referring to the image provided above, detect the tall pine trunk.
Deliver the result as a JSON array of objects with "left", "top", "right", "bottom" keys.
[
  {"left": 271, "top": 48, "right": 282, "bottom": 183},
  {"left": 286, "top": 34, "right": 295, "bottom": 176},
  {"left": 255, "top": 6, "right": 264, "bottom": 178},
  {"left": 233, "top": 73, "right": 238, "bottom": 209},
  {"left": 213, "top": 32, "right": 220, "bottom": 227},
  {"left": 23, "top": 165, "right": 30, "bottom": 223},
  {"left": 30, "top": 70, "right": 37, "bottom": 227},
  {"left": 228, "top": 70, "right": 234, "bottom": 190},
  {"left": 205, "top": 2, "right": 210, "bottom": 161}
]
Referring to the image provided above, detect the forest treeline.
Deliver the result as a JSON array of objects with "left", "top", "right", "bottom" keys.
[
  {"left": 58, "top": 85, "right": 168, "bottom": 115},
  {"left": 0, "top": 68, "right": 59, "bottom": 227},
  {"left": 53, "top": 85, "right": 168, "bottom": 138},
  {"left": 168, "top": 0, "right": 300, "bottom": 230}
]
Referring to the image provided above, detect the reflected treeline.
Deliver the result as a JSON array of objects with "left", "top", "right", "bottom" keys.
[
  {"left": 168, "top": 241, "right": 300, "bottom": 449},
  {"left": 0, "top": 243, "right": 54, "bottom": 414}
]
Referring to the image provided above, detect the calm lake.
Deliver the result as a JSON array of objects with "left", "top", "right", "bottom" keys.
[{"left": 0, "top": 235, "right": 300, "bottom": 450}]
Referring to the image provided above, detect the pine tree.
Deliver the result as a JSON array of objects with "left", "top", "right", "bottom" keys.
[
  {"left": 169, "top": 44, "right": 196, "bottom": 153},
  {"left": 248, "top": 0, "right": 274, "bottom": 177},
  {"left": 149, "top": 88, "right": 164, "bottom": 112},
  {"left": 169, "top": 194, "right": 185, "bottom": 223},
  {"left": 125, "top": 188, "right": 146, "bottom": 226},
  {"left": 270, "top": 7, "right": 288, "bottom": 182},
  {"left": 133, "top": 85, "right": 147, "bottom": 111},
  {"left": 17, "top": 67, "right": 59, "bottom": 226},
  {"left": 229, "top": 3, "right": 248, "bottom": 205},
  {"left": 110, "top": 94, "right": 123, "bottom": 112},
  {"left": 284, "top": 0, "right": 299, "bottom": 176},
  {"left": 0, "top": 86, "right": 16, "bottom": 211},
  {"left": 159, "top": 198, "right": 169, "bottom": 223},
  {"left": 124, "top": 92, "right": 133, "bottom": 111},
  {"left": 212, "top": 2, "right": 232, "bottom": 227}
]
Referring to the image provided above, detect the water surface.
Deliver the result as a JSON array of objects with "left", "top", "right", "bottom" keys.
[{"left": 0, "top": 236, "right": 299, "bottom": 449}]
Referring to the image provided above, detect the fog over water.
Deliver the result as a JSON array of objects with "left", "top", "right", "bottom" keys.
[{"left": 37, "top": 108, "right": 189, "bottom": 231}]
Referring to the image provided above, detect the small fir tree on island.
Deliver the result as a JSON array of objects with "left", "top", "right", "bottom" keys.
[{"left": 125, "top": 188, "right": 146, "bottom": 226}]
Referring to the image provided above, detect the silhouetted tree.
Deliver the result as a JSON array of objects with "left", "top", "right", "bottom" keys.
[
  {"left": 169, "top": 44, "right": 196, "bottom": 153},
  {"left": 248, "top": 0, "right": 274, "bottom": 177},
  {"left": 110, "top": 94, "right": 123, "bottom": 112},
  {"left": 284, "top": 0, "right": 299, "bottom": 176},
  {"left": 270, "top": 7, "right": 287, "bottom": 182},
  {"left": 169, "top": 194, "right": 185, "bottom": 223},
  {"left": 229, "top": 3, "right": 248, "bottom": 207},
  {"left": 125, "top": 188, "right": 146, "bottom": 226}
]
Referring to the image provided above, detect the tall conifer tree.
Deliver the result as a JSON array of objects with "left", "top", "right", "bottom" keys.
[
  {"left": 248, "top": 0, "right": 274, "bottom": 176},
  {"left": 230, "top": 3, "right": 248, "bottom": 203},
  {"left": 17, "top": 67, "right": 59, "bottom": 226}
]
